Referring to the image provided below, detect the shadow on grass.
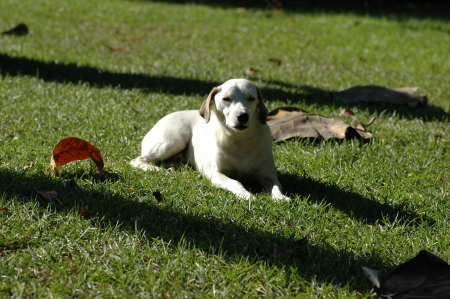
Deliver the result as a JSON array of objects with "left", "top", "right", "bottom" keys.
[
  {"left": 135, "top": 0, "right": 450, "bottom": 23},
  {"left": 1, "top": 53, "right": 448, "bottom": 122},
  {"left": 262, "top": 78, "right": 450, "bottom": 122},
  {"left": 0, "top": 167, "right": 433, "bottom": 292},
  {"left": 280, "top": 173, "right": 433, "bottom": 226},
  {"left": 0, "top": 53, "right": 217, "bottom": 96}
]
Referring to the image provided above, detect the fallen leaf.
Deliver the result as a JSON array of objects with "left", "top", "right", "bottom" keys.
[
  {"left": 289, "top": 19, "right": 296, "bottom": 24},
  {"left": 330, "top": 85, "right": 427, "bottom": 108},
  {"left": 267, "top": 106, "right": 308, "bottom": 121},
  {"left": 23, "top": 162, "right": 35, "bottom": 170},
  {"left": 339, "top": 109, "right": 354, "bottom": 116},
  {"left": 363, "top": 250, "right": 450, "bottom": 298},
  {"left": 50, "top": 137, "right": 104, "bottom": 173},
  {"left": 79, "top": 206, "right": 88, "bottom": 218},
  {"left": 153, "top": 191, "right": 163, "bottom": 202},
  {"left": 274, "top": 237, "right": 308, "bottom": 260},
  {"left": 0, "top": 207, "right": 8, "bottom": 213},
  {"left": 430, "top": 135, "right": 445, "bottom": 142},
  {"left": 269, "top": 58, "right": 282, "bottom": 66},
  {"left": 105, "top": 45, "right": 121, "bottom": 51},
  {"left": 246, "top": 67, "right": 260, "bottom": 74},
  {"left": 362, "top": 266, "right": 381, "bottom": 288},
  {"left": 441, "top": 178, "right": 450, "bottom": 185},
  {"left": 36, "top": 190, "right": 58, "bottom": 201},
  {"left": 267, "top": 106, "right": 373, "bottom": 141},
  {"left": 2, "top": 23, "right": 29, "bottom": 36},
  {"left": 350, "top": 118, "right": 368, "bottom": 131}
]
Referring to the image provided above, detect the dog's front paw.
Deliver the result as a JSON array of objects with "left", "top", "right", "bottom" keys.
[
  {"left": 235, "top": 190, "right": 257, "bottom": 201},
  {"left": 272, "top": 194, "right": 291, "bottom": 202},
  {"left": 130, "top": 157, "right": 162, "bottom": 171}
]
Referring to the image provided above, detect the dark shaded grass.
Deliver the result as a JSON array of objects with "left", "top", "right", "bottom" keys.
[
  {"left": 138, "top": 0, "right": 450, "bottom": 22},
  {"left": 1, "top": 53, "right": 448, "bottom": 122},
  {"left": 0, "top": 166, "right": 397, "bottom": 292}
]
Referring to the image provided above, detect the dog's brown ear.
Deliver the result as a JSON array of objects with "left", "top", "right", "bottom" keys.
[
  {"left": 257, "top": 87, "right": 268, "bottom": 124},
  {"left": 199, "top": 87, "right": 219, "bottom": 123}
]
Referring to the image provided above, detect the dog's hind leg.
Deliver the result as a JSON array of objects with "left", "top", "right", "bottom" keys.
[{"left": 130, "top": 113, "right": 192, "bottom": 171}]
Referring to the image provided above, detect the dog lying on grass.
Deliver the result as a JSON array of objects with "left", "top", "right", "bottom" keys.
[{"left": 131, "top": 79, "right": 289, "bottom": 201}]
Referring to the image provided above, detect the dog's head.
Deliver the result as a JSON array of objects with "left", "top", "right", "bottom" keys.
[{"left": 199, "top": 79, "right": 268, "bottom": 131}]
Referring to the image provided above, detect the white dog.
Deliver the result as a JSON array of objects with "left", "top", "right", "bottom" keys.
[{"left": 131, "top": 79, "right": 289, "bottom": 201}]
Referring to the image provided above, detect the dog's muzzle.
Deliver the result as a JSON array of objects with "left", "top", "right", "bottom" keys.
[
  {"left": 237, "top": 113, "right": 249, "bottom": 124},
  {"left": 233, "top": 112, "right": 249, "bottom": 131}
]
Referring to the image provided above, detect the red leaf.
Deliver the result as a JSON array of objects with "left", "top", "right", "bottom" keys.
[
  {"left": 79, "top": 206, "right": 88, "bottom": 218},
  {"left": 51, "top": 137, "right": 104, "bottom": 173}
]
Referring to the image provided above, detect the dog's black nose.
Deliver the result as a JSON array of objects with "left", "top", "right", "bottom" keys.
[{"left": 237, "top": 113, "right": 249, "bottom": 124}]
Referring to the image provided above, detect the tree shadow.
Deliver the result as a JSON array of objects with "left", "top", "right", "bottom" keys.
[
  {"left": 135, "top": 0, "right": 450, "bottom": 23},
  {"left": 262, "top": 79, "right": 450, "bottom": 122},
  {"left": 1, "top": 54, "right": 448, "bottom": 122},
  {"left": 280, "top": 173, "right": 434, "bottom": 226},
  {"left": 0, "top": 53, "right": 217, "bottom": 96},
  {"left": 0, "top": 167, "right": 432, "bottom": 293}
]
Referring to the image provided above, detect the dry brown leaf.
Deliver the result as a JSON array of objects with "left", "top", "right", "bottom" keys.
[
  {"left": 246, "top": 67, "right": 260, "bottom": 74},
  {"left": 364, "top": 250, "right": 450, "bottom": 298},
  {"left": 350, "top": 119, "right": 366, "bottom": 131},
  {"left": 106, "top": 45, "right": 121, "bottom": 51},
  {"left": 274, "top": 237, "right": 308, "bottom": 260},
  {"left": 0, "top": 207, "right": 8, "bottom": 213},
  {"left": 50, "top": 137, "right": 104, "bottom": 173},
  {"left": 2, "top": 23, "right": 29, "bottom": 36},
  {"left": 267, "top": 106, "right": 308, "bottom": 121},
  {"left": 36, "top": 190, "right": 65, "bottom": 207},
  {"left": 330, "top": 85, "right": 427, "bottom": 107},
  {"left": 269, "top": 58, "right": 282, "bottom": 65},
  {"left": 267, "top": 107, "right": 373, "bottom": 141},
  {"left": 36, "top": 190, "right": 58, "bottom": 201},
  {"left": 23, "top": 162, "right": 35, "bottom": 170},
  {"left": 339, "top": 109, "right": 354, "bottom": 116},
  {"left": 153, "top": 191, "right": 163, "bottom": 202},
  {"left": 79, "top": 206, "right": 88, "bottom": 218},
  {"left": 430, "top": 135, "right": 445, "bottom": 142}
]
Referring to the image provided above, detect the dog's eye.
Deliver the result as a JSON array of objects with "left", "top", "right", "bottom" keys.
[
  {"left": 222, "top": 97, "right": 231, "bottom": 102},
  {"left": 248, "top": 96, "right": 256, "bottom": 102}
]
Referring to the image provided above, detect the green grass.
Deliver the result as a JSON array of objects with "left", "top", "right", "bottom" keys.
[{"left": 1, "top": 0, "right": 450, "bottom": 297}]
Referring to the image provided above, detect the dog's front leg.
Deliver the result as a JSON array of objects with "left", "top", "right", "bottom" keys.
[
  {"left": 209, "top": 172, "right": 256, "bottom": 200},
  {"left": 259, "top": 177, "right": 291, "bottom": 201}
]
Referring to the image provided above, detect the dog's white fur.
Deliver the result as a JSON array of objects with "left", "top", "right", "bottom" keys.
[{"left": 130, "top": 79, "right": 289, "bottom": 201}]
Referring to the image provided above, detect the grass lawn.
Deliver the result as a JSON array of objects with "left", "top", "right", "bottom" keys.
[{"left": 1, "top": 0, "right": 449, "bottom": 297}]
